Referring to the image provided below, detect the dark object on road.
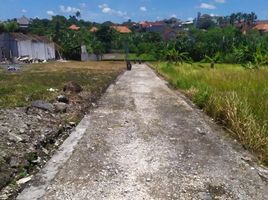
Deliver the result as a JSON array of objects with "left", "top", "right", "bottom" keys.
[
  {"left": 134, "top": 60, "right": 136, "bottom": 64},
  {"left": 63, "top": 81, "right": 83, "bottom": 94},
  {"left": 127, "top": 61, "right": 132, "bottom": 71},
  {"left": 138, "top": 60, "right": 142, "bottom": 64},
  {"left": 31, "top": 100, "right": 54, "bottom": 112}
]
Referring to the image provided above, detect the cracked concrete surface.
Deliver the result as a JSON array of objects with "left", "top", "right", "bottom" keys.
[{"left": 17, "top": 64, "right": 268, "bottom": 200}]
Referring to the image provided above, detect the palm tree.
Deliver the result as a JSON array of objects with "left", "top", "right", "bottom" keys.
[
  {"left": 236, "top": 12, "right": 243, "bottom": 23},
  {"left": 247, "top": 12, "right": 257, "bottom": 25},
  {"left": 75, "top": 11, "right": 81, "bottom": 19},
  {"left": 229, "top": 13, "right": 236, "bottom": 25}
]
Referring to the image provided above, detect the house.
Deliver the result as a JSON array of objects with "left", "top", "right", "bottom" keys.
[
  {"left": 90, "top": 27, "right": 98, "bottom": 33},
  {"left": 253, "top": 22, "right": 268, "bottom": 34},
  {"left": 111, "top": 26, "right": 132, "bottom": 33},
  {"left": 139, "top": 21, "right": 166, "bottom": 32},
  {"left": 0, "top": 33, "right": 55, "bottom": 61},
  {"left": 17, "top": 16, "right": 30, "bottom": 30},
  {"left": 68, "top": 24, "right": 80, "bottom": 31}
]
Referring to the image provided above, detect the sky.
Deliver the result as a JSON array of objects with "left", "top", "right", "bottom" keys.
[{"left": 0, "top": 0, "right": 268, "bottom": 23}]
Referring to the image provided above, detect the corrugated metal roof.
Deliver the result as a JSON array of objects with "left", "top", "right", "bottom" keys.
[{"left": 10, "top": 33, "right": 53, "bottom": 43}]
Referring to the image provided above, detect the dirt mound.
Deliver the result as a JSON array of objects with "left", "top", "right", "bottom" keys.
[{"left": 63, "top": 81, "right": 83, "bottom": 94}]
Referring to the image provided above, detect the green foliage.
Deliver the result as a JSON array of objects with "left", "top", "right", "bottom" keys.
[
  {"left": 0, "top": 21, "right": 19, "bottom": 33},
  {"left": 218, "top": 12, "right": 257, "bottom": 26},
  {"left": 95, "top": 26, "right": 117, "bottom": 52},
  {"left": 161, "top": 43, "right": 190, "bottom": 64},
  {"left": 196, "top": 14, "right": 216, "bottom": 29},
  {"left": 201, "top": 52, "right": 221, "bottom": 68},
  {"left": 164, "top": 26, "right": 268, "bottom": 64}
]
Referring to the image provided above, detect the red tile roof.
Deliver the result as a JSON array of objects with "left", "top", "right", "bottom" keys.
[
  {"left": 139, "top": 21, "right": 164, "bottom": 28},
  {"left": 112, "top": 26, "right": 132, "bottom": 33},
  {"left": 90, "top": 27, "right": 98, "bottom": 32},
  {"left": 253, "top": 23, "right": 268, "bottom": 32},
  {"left": 68, "top": 24, "right": 80, "bottom": 30}
]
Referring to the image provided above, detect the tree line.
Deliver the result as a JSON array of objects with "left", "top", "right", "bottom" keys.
[{"left": 1, "top": 12, "right": 268, "bottom": 66}]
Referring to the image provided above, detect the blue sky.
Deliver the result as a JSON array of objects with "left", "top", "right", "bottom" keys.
[{"left": 0, "top": 0, "right": 268, "bottom": 22}]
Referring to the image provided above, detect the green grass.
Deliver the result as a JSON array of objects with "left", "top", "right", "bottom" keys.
[
  {"left": 153, "top": 62, "right": 268, "bottom": 164},
  {"left": 0, "top": 61, "right": 124, "bottom": 108}
]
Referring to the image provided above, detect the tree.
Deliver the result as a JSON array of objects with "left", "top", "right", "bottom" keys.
[
  {"left": 75, "top": 11, "right": 81, "bottom": 19},
  {"left": 246, "top": 12, "right": 257, "bottom": 25},
  {"left": 229, "top": 13, "right": 236, "bottom": 25},
  {"left": 4, "top": 21, "right": 19, "bottom": 32},
  {"left": 0, "top": 23, "right": 6, "bottom": 33},
  {"left": 196, "top": 14, "right": 216, "bottom": 30},
  {"left": 92, "top": 40, "right": 105, "bottom": 61},
  {"left": 95, "top": 26, "right": 117, "bottom": 52}
]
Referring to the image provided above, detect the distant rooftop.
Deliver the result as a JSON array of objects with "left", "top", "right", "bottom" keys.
[
  {"left": 253, "top": 23, "right": 268, "bottom": 32},
  {"left": 111, "top": 26, "right": 132, "bottom": 33},
  {"left": 4, "top": 32, "right": 53, "bottom": 43},
  {"left": 17, "top": 16, "right": 30, "bottom": 25},
  {"left": 69, "top": 24, "right": 80, "bottom": 31},
  {"left": 90, "top": 27, "right": 98, "bottom": 32}
]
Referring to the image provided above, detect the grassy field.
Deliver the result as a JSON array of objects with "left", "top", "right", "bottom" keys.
[
  {"left": 0, "top": 61, "right": 125, "bottom": 108},
  {"left": 153, "top": 62, "right": 268, "bottom": 164}
]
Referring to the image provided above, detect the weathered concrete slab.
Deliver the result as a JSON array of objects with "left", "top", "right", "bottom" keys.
[{"left": 17, "top": 64, "right": 268, "bottom": 200}]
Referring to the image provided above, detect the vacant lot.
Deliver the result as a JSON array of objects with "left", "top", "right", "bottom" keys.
[
  {"left": 0, "top": 61, "right": 124, "bottom": 199},
  {"left": 0, "top": 61, "right": 125, "bottom": 108},
  {"left": 153, "top": 62, "right": 268, "bottom": 164}
]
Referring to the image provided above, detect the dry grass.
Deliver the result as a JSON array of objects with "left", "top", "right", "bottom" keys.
[
  {"left": 0, "top": 61, "right": 125, "bottom": 108},
  {"left": 153, "top": 62, "right": 268, "bottom": 164}
]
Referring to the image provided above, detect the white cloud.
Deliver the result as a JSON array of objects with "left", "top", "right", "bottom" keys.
[
  {"left": 140, "top": 6, "right": 147, "bottom": 12},
  {"left": 79, "top": 3, "right": 86, "bottom": 8},
  {"left": 199, "top": 3, "right": 216, "bottom": 9},
  {"left": 60, "top": 5, "right": 80, "bottom": 13},
  {"left": 98, "top": 4, "right": 129, "bottom": 19},
  {"left": 47, "top": 10, "right": 56, "bottom": 16},
  {"left": 21, "top": 9, "right": 27, "bottom": 13},
  {"left": 215, "top": 0, "right": 225, "bottom": 3},
  {"left": 98, "top": 4, "right": 112, "bottom": 13}
]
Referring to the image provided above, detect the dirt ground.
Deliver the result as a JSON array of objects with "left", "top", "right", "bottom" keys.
[
  {"left": 18, "top": 64, "right": 268, "bottom": 200},
  {"left": 0, "top": 61, "right": 125, "bottom": 199}
]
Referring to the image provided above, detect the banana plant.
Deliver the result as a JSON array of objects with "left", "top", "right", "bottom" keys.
[
  {"left": 163, "top": 47, "right": 190, "bottom": 65},
  {"left": 202, "top": 52, "right": 221, "bottom": 68}
]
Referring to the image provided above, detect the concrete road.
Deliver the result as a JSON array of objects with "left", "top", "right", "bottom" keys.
[{"left": 18, "top": 64, "right": 268, "bottom": 200}]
